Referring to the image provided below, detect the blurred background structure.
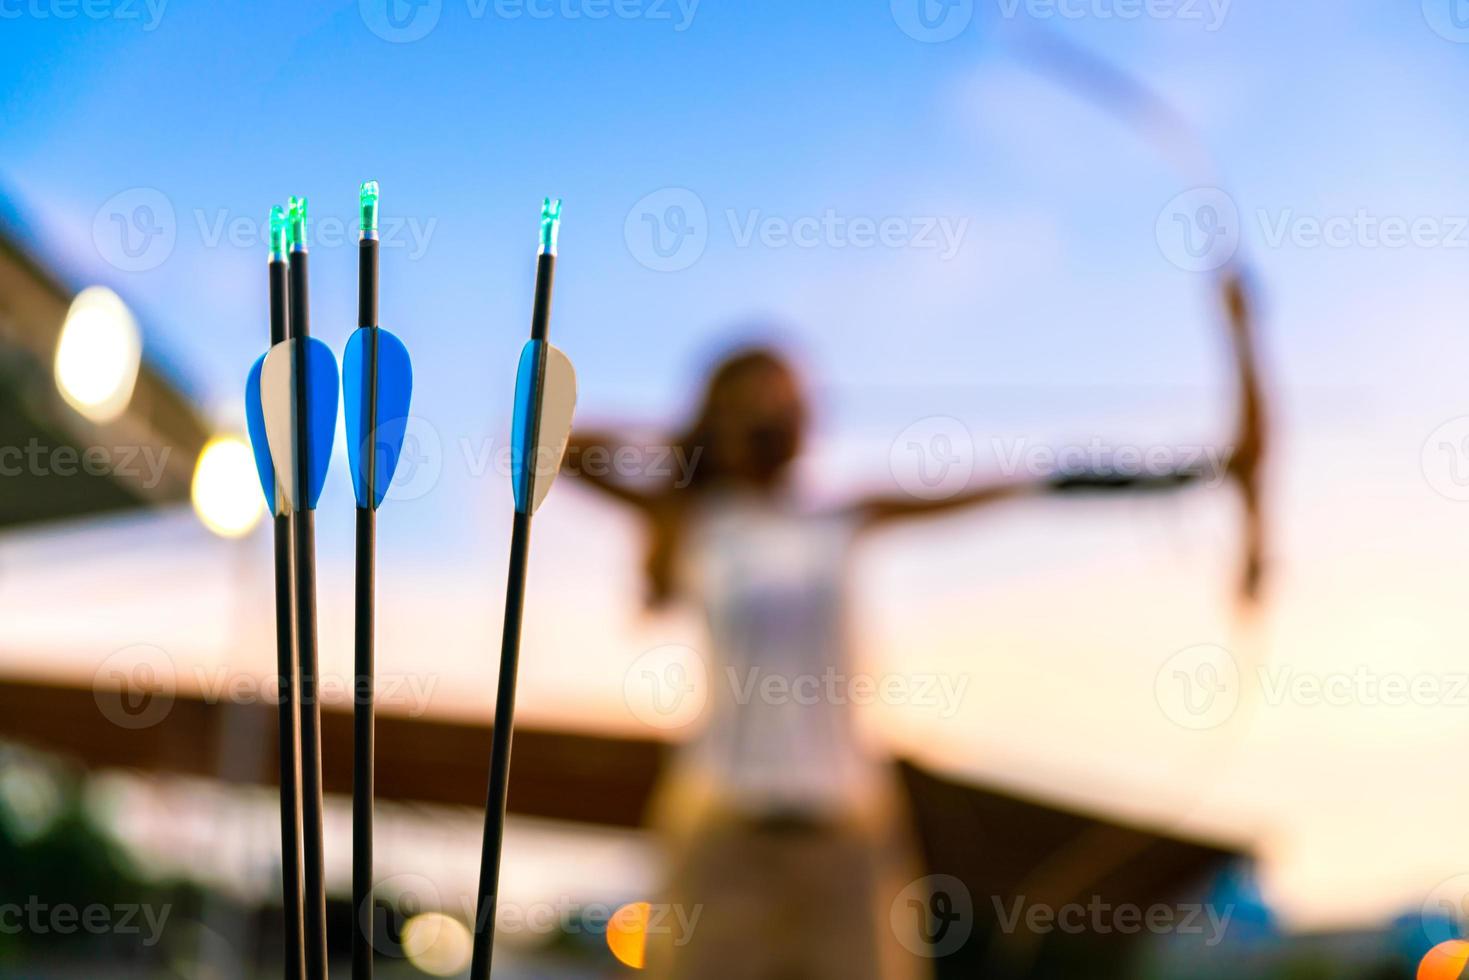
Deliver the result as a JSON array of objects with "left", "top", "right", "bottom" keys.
[{"left": 2, "top": 2, "right": 1469, "bottom": 977}]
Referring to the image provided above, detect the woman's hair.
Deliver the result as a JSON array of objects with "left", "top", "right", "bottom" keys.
[{"left": 643, "top": 345, "right": 796, "bottom": 606}]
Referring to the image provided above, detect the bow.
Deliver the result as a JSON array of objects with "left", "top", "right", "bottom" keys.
[{"left": 1015, "top": 25, "right": 1271, "bottom": 612}]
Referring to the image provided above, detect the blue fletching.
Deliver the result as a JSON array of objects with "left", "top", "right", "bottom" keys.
[
  {"left": 343, "top": 327, "right": 413, "bottom": 510},
  {"left": 244, "top": 353, "right": 276, "bottom": 513},
  {"left": 510, "top": 339, "right": 542, "bottom": 514},
  {"left": 300, "top": 337, "right": 340, "bottom": 510}
]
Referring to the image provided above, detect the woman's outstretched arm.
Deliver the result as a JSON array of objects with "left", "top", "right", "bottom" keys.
[
  {"left": 856, "top": 269, "right": 1267, "bottom": 560},
  {"left": 854, "top": 464, "right": 1212, "bottom": 532},
  {"left": 561, "top": 429, "right": 664, "bottom": 515}
]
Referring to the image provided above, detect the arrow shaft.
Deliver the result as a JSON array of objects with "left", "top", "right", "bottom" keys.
[
  {"left": 352, "top": 504, "right": 376, "bottom": 980},
  {"left": 289, "top": 247, "right": 330, "bottom": 980},
  {"left": 353, "top": 233, "right": 381, "bottom": 980},
  {"left": 470, "top": 508, "right": 533, "bottom": 980},
  {"left": 269, "top": 255, "right": 307, "bottom": 980},
  {"left": 359, "top": 234, "right": 378, "bottom": 330},
  {"left": 530, "top": 252, "right": 554, "bottom": 342}
]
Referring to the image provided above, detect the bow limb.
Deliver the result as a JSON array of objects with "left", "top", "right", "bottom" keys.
[{"left": 1220, "top": 265, "right": 1268, "bottom": 611}]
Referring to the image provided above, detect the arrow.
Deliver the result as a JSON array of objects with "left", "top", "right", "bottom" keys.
[
  {"left": 243, "top": 204, "right": 307, "bottom": 980},
  {"left": 279, "top": 195, "right": 335, "bottom": 980},
  {"left": 342, "top": 180, "right": 414, "bottom": 980},
  {"left": 470, "top": 199, "right": 577, "bottom": 980}
]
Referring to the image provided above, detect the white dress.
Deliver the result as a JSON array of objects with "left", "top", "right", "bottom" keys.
[{"left": 674, "top": 490, "right": 881, "bottom": 818}]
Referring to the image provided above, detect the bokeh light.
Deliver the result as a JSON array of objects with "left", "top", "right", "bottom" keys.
[
  {"left": 191, "top": 435, "right": 264, "bottom": 538},
  {"left": 53, "top": 286, "right": 141, "bottom": 424},
  {"left": 607, "top": 901, "right": 651, "bottom": 970},
  {"left": 401, "top": 912, "right": 472, "bottom": 977},
  {"left": 1419, "top": 940, "right": 1469, "bottom": 980}
]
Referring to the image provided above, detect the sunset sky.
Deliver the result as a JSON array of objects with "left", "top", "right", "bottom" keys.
[{"left": 3, "top": 0, "right": 1468, "bottom": 933}]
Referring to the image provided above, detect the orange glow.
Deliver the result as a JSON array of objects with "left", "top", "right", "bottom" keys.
[
  {"left": 607, "top": 901, "right": 651, "bottom": 969},
  {"left": 1419, "top": 940, "right": 1469, "bottom": 980}
]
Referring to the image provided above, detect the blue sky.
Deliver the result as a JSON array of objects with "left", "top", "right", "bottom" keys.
[{"left": 5, "top": 0, "right": 1469, "bottom": 925}]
